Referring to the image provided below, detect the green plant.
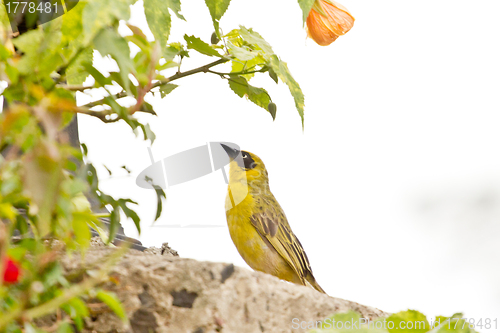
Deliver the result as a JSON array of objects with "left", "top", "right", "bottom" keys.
[{"left": 0, "top": 0, "right": 313, "bottom": 330}]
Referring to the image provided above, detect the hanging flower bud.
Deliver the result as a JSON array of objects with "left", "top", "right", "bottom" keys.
[{"left": 306, "top": 0, "right": 355, "bottom": 46}]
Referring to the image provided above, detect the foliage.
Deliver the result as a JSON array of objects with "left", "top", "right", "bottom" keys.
[
  {"left": 307, "top": 310, "right": 483, "bottom": 333},
  {"left": 0, "top": 0, "right": 310, "bottom": 330}
]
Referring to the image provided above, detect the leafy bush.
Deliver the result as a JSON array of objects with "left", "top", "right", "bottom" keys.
[{"left": 0, "top": 0, "right": 311, "bottom": 330}]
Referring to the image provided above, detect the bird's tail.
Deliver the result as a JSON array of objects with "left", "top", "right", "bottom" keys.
[{"left": 306, "top": 274, "right": 327, "bottom": 294}]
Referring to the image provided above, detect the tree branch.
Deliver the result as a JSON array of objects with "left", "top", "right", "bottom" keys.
[
  {"left": 206, "top": 68, "right": 266, "bottom": 77},
  {"left": 81, "top": 58, "right": 230, "bottom": 109},
  {"left": 74, "top": 107, "right": 155, "bottom": 123}
]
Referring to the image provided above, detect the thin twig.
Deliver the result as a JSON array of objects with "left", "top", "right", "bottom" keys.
[
  {"left": 207, "top": 68, "right": 266, "bottom": 77},
  {"left": 81, "top": 58, "right": 229, "bottom": 109}
]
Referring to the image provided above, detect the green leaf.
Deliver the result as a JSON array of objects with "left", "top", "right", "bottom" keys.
[
  {"left": 144, "top": 0, "right": 172, "bottom": 51},
  {"left": 268, "top": 55, "right": 305, "bottom": 126},
  {"left": 164, "top": 42, "right": 189, "bottom": 61},
  {"left": 159, "top": 83, "right": 179, "bottom": 98},
  {"left": 239, "top": 26, "right": 274, "bottom": 55},
  {"left": 82, "top": 0, "right": 135, "bottom": 43},
  {"left": 108, "top": 206, "right": 120, "bottom": 243},
  {"left": 66, "top": 48, "right": 93, "bottom": 85},
  {"left": 61, "top": 0, "right": 85, "bottom": 44},
  {"left": 205, "top": 0, "right": 231, "bottom": 34},
  {"left": 298, "top": 0, "right": 316, "bottom": 23},
  {"left": 166, "top": 0, "right": 185, "bottom": 20},
  {"left": 72, "top": 212, "right": 92, "bottom": 252},
  {"left": 11, "top": 30, "right": 43, "bottom": 74},
  {"left": 109, "top": 71, "right": 138, "bottom": 96},
  {"left": 140, "top": 101, "right": 157, "bottom": 116},
  {"left": 143, "top": 123, "right": 157, "bottom": 144},
  {"left": 228, "top": 75, "right": 272, "bottom": 116},
  {"left": 387, "top": 310, "right": 430, "bottom": 333},
  {"left": 231, "top": 55, "right": 265, "bottom": 81},
  {"left": 96, "top": 290, "right": 128, "bottom": 322},
  {"left": 118, "top": 199, "right": 141, "bottom": 234},
  {"left": 93, "top": 28, "right": 134, "bottom": 93},
  {"left": 153, "top": 185, "right": 166, "bottom": 221},
  {"left": 62, "top": 297, "right": 89, "bottom": 331},
  {"left": 12, "top": 27, "right": 64, "bottom": 76},
  {"left": 83, "top": 63, "right": 113, "bottom": 87},
  {"left": 227, "top": 42, "right": 259, "bottom": 61},
  {"left": 184, "top": 35, "right": 221, "bottom": 57}
]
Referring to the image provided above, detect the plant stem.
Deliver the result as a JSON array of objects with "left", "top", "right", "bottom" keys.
[{"left": 81, "top": 58, "right": 230, "bottom": 109}]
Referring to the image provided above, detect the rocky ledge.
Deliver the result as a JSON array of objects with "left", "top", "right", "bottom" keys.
[{"left": 57, "top": 243, "right": 386, "bottom": 333}]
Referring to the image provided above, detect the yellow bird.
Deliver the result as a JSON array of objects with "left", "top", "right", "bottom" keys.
[{"left": 221, "top": 144, "right": 326, "bottom": 294}]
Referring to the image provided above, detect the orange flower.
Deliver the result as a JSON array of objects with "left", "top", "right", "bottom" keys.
[{"left": 306, "top": 0, "right": 355, "bottom": 46}]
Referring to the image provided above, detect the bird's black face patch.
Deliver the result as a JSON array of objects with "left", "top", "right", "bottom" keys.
[{"left": 237, "top": 151, "right": 257, "bottom": 170}]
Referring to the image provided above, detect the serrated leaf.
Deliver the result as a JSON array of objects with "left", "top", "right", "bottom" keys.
[
  {"left": 205, "top": 0, "right": 231, "bottom": 34},
  {"left": 166, "top": 0, "right": 185, "bottom": 20},
  {"left": 298, "top": 0, "right": 316, "bottom": 23},
  {"left": 93, "top": 28, "right": 134, "bottom": 93},
  {"left": 144, "top": 0, "right": 172, "bottom": 51},
  {"left": 96, "top": 290, "right": 128, "bottom": 322},
  {"left": 268, "top": 55, "right": 304, "bottom": 126},
  {"left": 239, "top": 26, "right": 274, "bottom": 55},
  {"left": 228, "top": 75, "right": 272, "bottom": 115},
  {"left": 184, "top": 35, "right": 221, "bottom": 57}
]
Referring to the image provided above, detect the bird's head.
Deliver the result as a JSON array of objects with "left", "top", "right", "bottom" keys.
[{"left": 221, "top": 144, "right": 268, "bottom": 185}]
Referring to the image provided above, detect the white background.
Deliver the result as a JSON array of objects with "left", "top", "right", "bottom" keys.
[{"left": 76, "top": 0, "right": 500, "bottom": 325}]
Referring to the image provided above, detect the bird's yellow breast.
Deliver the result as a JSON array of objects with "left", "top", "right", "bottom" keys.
[
  {"left": 225, "top": 184, "right": 299, "bottom": 282},
  {"left": 225, "top": 185, "right": 270, "bottom": 272}
]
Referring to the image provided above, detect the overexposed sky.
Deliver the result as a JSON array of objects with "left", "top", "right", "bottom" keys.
[{"left": 75, "top": 0, "right": 500, "bottom": 324}]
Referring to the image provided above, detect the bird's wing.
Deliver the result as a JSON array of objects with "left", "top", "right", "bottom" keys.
[{"left": 250, "top": 197, "right": 312, "bottom": 284}]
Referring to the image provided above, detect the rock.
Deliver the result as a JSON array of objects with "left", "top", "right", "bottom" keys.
[
  {"left": 144, "top": 242, "right": 179, "bottom": 257},
  {"left": 58, "top": 246, "right": 386, "bottom": 333}
]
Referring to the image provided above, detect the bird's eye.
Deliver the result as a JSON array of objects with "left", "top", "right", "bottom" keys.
[{"left": 242, "top": 153, "right": 248, "bottom": 158}]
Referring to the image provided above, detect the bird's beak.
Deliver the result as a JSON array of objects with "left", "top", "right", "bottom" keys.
[{"left": 221, "top": 144, "right": 240, "bottom": 161}]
